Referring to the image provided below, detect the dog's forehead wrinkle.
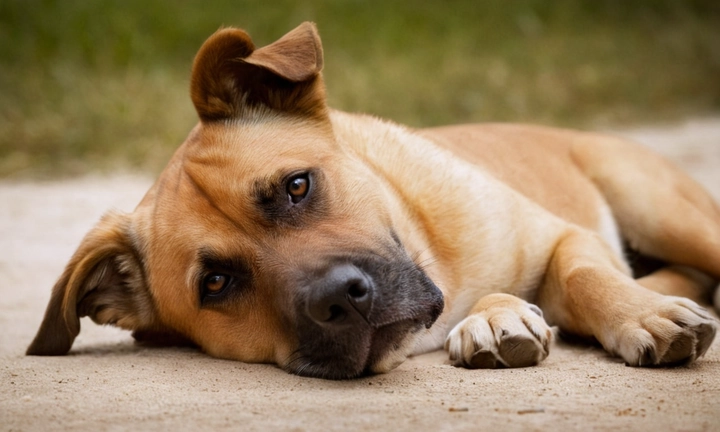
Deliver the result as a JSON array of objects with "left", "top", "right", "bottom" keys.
[
  {"left": 192, "top": 122, "right": 335, "bottom": 183},
  {"left": 180, "top": 162, "right": 249, "bottom": 235},
  {"left": 230, "top": 117, "right": 335, "bottom": 154},
  {"left": 224, "top": 105, "right": 291, "bottom": 127}
]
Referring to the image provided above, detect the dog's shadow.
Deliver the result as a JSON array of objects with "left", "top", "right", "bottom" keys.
[
  {"left": 69, "top": 340, "right": 198, "bottom": 358},
  {"left": 68, "top": 328, "right": 201, "bottom": 358}
]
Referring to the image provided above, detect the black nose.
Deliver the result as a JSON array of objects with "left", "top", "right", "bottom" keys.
[{"left": 306, "top": 264, "right": 374, "bottom": 326}]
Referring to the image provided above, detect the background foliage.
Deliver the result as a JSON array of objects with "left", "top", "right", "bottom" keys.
[{"left": 1, "top": 0, "right": 719, "bottom": 177}]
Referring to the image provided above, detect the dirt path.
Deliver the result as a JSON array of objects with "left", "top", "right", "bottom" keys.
[{"left": 1, "top": 119, "right": 719, "bottom": 431}]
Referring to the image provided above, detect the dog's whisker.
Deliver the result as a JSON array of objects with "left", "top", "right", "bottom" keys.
[{"left": 415, "top": 256, "right": 438, "bottom": 271}]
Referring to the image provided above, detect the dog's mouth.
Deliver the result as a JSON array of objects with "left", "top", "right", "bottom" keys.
[
  {"left": 284, "top": 314, "right": 439, "bottom": 380},
  {"left": 283, "top": 252, "right": 444, "bottom": 380}
]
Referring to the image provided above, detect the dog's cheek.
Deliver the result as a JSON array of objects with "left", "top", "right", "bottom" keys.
[
  {"left": 188, "top": 297, "right": 296, "bottom": 364},
  {"left": 193, "top": 320, "right": 273, "bottom": 363}
]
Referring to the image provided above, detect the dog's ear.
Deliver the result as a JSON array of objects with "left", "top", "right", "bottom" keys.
[
  {"left": 27, "top": 211, "right": 159, "bottom": 355},
  {"left": 190, "top": 21, "right": 327, "bottom": 121}
]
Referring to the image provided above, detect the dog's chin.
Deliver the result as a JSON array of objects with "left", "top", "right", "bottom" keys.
[
  {"left": 284, "top": 319, "right": 428, "bottom": 380},
  {"left": 365, "top": 322, "right": 425, "bottom": 375}
]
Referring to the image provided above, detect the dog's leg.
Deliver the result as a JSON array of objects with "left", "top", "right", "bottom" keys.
[
  {"left": 573, "top": 137, "right": 720, "bottom": 283},
  {"left": 537, "top": 228, "right": 717, "bottom": 366},
  {"left": 636, "top": 266, "right": 717, "bottom": 306},
  {"left": 444, "top": 293, "right": 553, "bottom": 368}
]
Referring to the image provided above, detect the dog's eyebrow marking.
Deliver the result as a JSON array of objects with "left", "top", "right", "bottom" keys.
[
  {"left": 198, "top": 249, "right": 252, "bottom": 275},
  {"left": 251, "top": 173, "right": 285, "bottom": 208}
]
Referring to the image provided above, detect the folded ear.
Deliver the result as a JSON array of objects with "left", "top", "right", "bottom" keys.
[
  {"left": 190, "top": 21, "right": 327, "bottom": 121},
  {"left": 27, "top": 211, "right": 159, "bottom": 355}
]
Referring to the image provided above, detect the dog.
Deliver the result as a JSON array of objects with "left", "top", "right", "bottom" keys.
[{"left": 27, "top": 22, "right": 720, "bottom": 379}]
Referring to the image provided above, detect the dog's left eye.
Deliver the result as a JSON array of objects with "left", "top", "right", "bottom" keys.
[
  {"left": 203, "top": 273, "right": 231, "bottom": 296},
  {"left": 287, "top": 173, "right": 310, "bottom": 204}
]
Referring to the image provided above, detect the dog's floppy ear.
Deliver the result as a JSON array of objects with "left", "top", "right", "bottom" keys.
[
  {"left": 190, "top": 21, "right": 327, "bottom": 121},
  {"left": 27, "top": 211, "right": 158, "bottom": 355}
]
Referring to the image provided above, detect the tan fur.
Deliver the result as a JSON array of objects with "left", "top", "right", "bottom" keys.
[
  {"left": 419, "top": 124, "right": 606, "bottom": 232},
  {"left": 28, "top": 22, "right": 720, "bottom": 378}
]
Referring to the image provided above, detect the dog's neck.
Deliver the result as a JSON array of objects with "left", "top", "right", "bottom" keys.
[{"left": 329, "top": 110, "right": 565, "bottom": 339}]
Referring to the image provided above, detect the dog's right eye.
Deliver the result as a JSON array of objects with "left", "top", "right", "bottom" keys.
[
  {"left": 287, "top": 173, "right": 310, "bottom": 204},
  {"left": 197, "top": 253, "right": 253, "bottom": 307}
]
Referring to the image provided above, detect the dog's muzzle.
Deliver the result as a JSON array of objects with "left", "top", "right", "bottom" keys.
[{"left": 287, "top": 256, "right": 444, "bottom": 379}]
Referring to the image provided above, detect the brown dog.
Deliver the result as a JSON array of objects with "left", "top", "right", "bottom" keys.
[{"left": 27, "top": 22, "right": 720, "bottom": 379}]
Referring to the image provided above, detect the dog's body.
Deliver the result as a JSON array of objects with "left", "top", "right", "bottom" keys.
[{"left": 28, "top": 23, "right": 720, "bottom": 378}]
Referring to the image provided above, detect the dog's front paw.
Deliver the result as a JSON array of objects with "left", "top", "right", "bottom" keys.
[
  {"left": 444, "top": 299, "right": 552, "bottom": 369},
  {"left": 608, "top": 297, "right": 717, "bottom": 366}
]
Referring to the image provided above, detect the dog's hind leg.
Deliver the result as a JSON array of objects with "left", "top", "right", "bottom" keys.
[
  {"left": 536, "top": 227, "right": 717, "bottom": 366},
  {"left": 637, "top": 266, "right": 717, "bottom": 307},
  {"left": 571, "top": 136, "right": 720, "bottom": 308}
]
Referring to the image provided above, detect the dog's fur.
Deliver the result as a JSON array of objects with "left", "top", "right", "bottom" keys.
[{"left": 27, "top": 23, "right": 720, "bottom": 379}]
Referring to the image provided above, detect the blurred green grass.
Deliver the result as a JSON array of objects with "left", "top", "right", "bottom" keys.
[{"left": 1, "top": 0, "right": 719, "bottom": 178}]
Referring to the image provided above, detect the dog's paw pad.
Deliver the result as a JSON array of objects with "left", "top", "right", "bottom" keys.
[{"left": 445, "top": 301, "right": 552, "bottom": 369}]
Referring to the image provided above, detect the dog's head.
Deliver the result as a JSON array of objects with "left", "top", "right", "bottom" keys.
[{"left": 27, "top": 23, "right": 444, "bottom": 379}]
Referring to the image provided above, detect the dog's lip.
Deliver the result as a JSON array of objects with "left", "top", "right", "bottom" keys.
[
  {"left": 367, "top": 311, "right": 432, "bottom": 329},
  {"left": 360, "top": 318, "right": 427, "bottom": 375},
  {"left": 284, "top": 317, "right": 425, "bottom": 379}
]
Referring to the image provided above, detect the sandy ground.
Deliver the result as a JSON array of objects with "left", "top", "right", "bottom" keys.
[{"left": 1, "top": 119, "right": 719, "bottom": 431}]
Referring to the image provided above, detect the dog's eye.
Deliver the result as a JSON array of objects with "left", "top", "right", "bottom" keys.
[
  {"left": 287, "top": 174, "right": 310, "bottom": 204},
  {"left": 203, "top": 273, "right": 231, "bottom": 295}
]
